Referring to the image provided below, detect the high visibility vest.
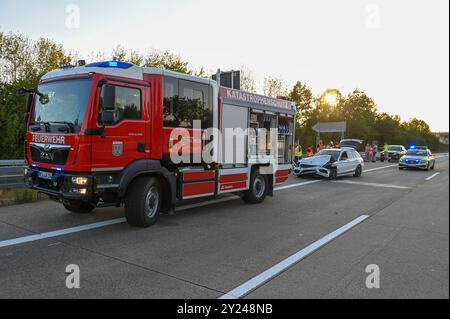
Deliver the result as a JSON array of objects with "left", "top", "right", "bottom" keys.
[
  {"left": 383, "top": 145, "right": 389, "bottom": 152},
  {"left": 295, "top": 146, "right": 303, "bottom": 157}
]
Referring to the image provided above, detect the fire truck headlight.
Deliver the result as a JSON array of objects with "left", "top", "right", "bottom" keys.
[
  {"left": 72, "top": 177, "right": 89, "bottom": 185},
  {"left": 71, "top": 188, "right": 87, "bottom": 195}
]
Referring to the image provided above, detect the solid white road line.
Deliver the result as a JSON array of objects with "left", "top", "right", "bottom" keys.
[
  {"left": 274, "top": 180, "right": 321, "bottom": 191},
  {"left": 0, "top": 162, "right": 401, "bottom": 250},
  {"left": 219, "top": 214, "right": 370, "bottom": 299},
  {"left": 0, "top": 181, "right": 318, "bottom": 249},
  {"left": 426, "top": 172, "right": 440, "bottom": 181},
  {"left": 332, "top": 180, "right": 411, "bottom": 189},
  {"left": 0, "top": 218, "right": 126, "bottom": 248},
  {"left": 363, "top": 164, "right": 398, "bottom": 173}
]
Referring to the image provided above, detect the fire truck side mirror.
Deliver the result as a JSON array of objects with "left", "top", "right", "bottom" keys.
[
  {"left": 103, "top": 85, "right": 116, "bottom": 110},
  {"left": 100, "top": 110, "right": 116, "bottom": 124}
]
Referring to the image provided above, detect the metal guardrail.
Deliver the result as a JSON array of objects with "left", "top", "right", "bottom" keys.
[{"left": 0, "top": 160, "right": 25, "bottom": 189}]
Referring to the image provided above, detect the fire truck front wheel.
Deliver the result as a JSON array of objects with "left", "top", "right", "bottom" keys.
[
  {"left": 124, "top": 176, "right": 161, "bottom": 227},
  {"left": 63, "top": 201, "right": 95, "bottom": 214},
  {"left": 243, "top": 172, "right": 268, "bottom": 204}
]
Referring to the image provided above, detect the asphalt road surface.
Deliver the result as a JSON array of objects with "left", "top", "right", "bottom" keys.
[{"left": 0, "top": 155, "right": 448, "bottom": 299}]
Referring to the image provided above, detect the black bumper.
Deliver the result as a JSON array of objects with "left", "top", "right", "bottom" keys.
[{"left": 24, "top": 166, "right": 94, "bottom": 203}]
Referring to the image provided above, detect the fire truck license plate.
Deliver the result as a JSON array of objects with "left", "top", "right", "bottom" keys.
[{"left": 38, "top": 171, "right": 53, "bottom": 180}]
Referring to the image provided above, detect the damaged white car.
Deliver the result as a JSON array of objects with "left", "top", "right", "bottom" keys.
[{"left": 293, "top": 140, "right": 364, "bottom": 180}]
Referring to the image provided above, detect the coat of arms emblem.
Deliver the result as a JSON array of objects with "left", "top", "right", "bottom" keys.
[{"left": 112, "top": 141, "right": 123, "bottom": 157}]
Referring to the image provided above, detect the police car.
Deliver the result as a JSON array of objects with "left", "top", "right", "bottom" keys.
[{"left": 399, "top": 147, "right": 436, "bottom": 170}]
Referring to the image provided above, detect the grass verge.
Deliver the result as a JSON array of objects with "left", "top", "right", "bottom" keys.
[{"left": 0, "top": 188, "right": 48, "bottom": 206}]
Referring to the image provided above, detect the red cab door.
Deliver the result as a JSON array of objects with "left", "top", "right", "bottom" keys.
[{"left": 91, "top": 78, "right": 150, "bottom": 171}]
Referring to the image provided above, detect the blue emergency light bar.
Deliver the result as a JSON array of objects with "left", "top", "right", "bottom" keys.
[{"left": 85, "top": 61, "right": 133, "bottom": 69}]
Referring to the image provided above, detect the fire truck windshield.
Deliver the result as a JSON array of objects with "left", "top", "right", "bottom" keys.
[{"left": 31, "top": 78, "right": 92, "bottom": 133}]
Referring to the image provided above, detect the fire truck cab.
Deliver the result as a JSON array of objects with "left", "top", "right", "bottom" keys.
[{"left": 22, "top": 61, "right": 295, "bottom": 227}]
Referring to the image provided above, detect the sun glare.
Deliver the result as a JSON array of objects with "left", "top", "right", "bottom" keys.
[{"left": 324, "top": 92, "right": 338, "bottom": 106}]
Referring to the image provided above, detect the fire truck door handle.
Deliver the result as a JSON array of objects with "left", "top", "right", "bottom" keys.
[{"left": 137, "top": 143, "right": 146, "bottom": 153}]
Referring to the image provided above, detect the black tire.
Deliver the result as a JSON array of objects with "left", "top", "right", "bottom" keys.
[
  {"left": 63, "top": 201, "right": 95, "bottom": 214},
  {"left": 328, "top": 167, "right": 337, "bottom": 180},
  {"left": 242, "top": 171, "right": 268, "bottom": 204},
  {"left": 353, "top": 165, "right": 362, "bottom": 177},
  {"left": 399, "top": 167, "right": 404, "bottom": 170},
  {"left": 124, "top": 176, "right": 161, "bottom": 227}
]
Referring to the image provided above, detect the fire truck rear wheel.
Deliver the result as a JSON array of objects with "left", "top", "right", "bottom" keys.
[
  {"left": 63, "top": 201, "right": 95, "bottom": 214},
  {"left": 243, "top": 172, "right": 268, "bottom": 204},
  {"left": 125, "top": 176, "right": 161, "bottom": 227}
]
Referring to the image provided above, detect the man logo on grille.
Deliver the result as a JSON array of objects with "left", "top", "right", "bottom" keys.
[
  {"left": 112, "top": 141, "right": 123, "bottom": 157},
  {"left": 44, "top": 144, "right": 52, "bottom": 152}
]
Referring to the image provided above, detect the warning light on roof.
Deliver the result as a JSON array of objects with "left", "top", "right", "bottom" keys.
[{"left": 85, "top": 61, "right": 133, "bottom": 69}]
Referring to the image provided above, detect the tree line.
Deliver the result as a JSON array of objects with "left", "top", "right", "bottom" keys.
[{"left": 0, "top": 31, "right": 442, "bottom": 159}]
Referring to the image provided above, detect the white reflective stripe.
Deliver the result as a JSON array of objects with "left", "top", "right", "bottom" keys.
[
  {"left": 276, "top": 164, "right": 292, "bottom": 171},
  {"left": 219, "top": 215, "right": 370, "bottom": 299},
  {"left": 219, "top": 168, "right": 249, "bottom": 175},
  {"left": 183, "top": 193, "right": 215, "bottom": 200},
  {"left": 218, "top": 188, "right": 247, "bottom": 194}
]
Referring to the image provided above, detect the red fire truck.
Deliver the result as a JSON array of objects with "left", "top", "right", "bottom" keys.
[{"left": 20, "top": 61, "right": 295, "bottom": 227}]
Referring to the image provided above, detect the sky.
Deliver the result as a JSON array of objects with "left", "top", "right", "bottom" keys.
[{"left": 0, "top": 0, "right": 448, "bottom": 132}]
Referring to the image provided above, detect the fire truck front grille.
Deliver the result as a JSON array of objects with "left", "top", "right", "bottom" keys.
[{"left": 30, "top": 143, "right": 70, "bottom": 165}]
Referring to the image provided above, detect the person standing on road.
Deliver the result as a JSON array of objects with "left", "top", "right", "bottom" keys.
[
  {"left": 365, "top": 144, "right": 371, "bottom": 162},
  {"left": 383, "top": 142, "right": 389, "bottom": 162},
  {"left": 369, "top": 145, "right": 374, "bottom": 162},
  {"left": 372, "top": 143, "right": 378, "bottom": 162},
  {"left": 294, "top": 143, "right": 303, "bottom": 165}
]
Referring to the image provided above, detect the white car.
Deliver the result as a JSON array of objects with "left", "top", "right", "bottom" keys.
[{"left": 293, "top": 139, "right": 364, "bottom": 180}]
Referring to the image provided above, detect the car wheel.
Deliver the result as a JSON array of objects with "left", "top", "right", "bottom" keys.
[
  {"left": 243, "top": 171, "right": 268, "bottom": 204},
  {"left": 63, "top": 200, "right": 95, "bottom": 214},
  {"left": 353, "top": 165, "right": 362, "bottom": 177},
  {"left": 328, "top": 167, "right": 337, "bottom": 180},
  {"left": 399, "top": 167, "right": 404, "bottom": 170},
  {"left": 125, "top": 176, "right": 161, "bottom": 227}
]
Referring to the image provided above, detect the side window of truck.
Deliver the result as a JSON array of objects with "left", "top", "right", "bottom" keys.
[
  {"left": 98, "top": 85, "right": 141, "bottom": 125},
  {"left": 163, "top": 77, "right": 211, "bottom": 129}
]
